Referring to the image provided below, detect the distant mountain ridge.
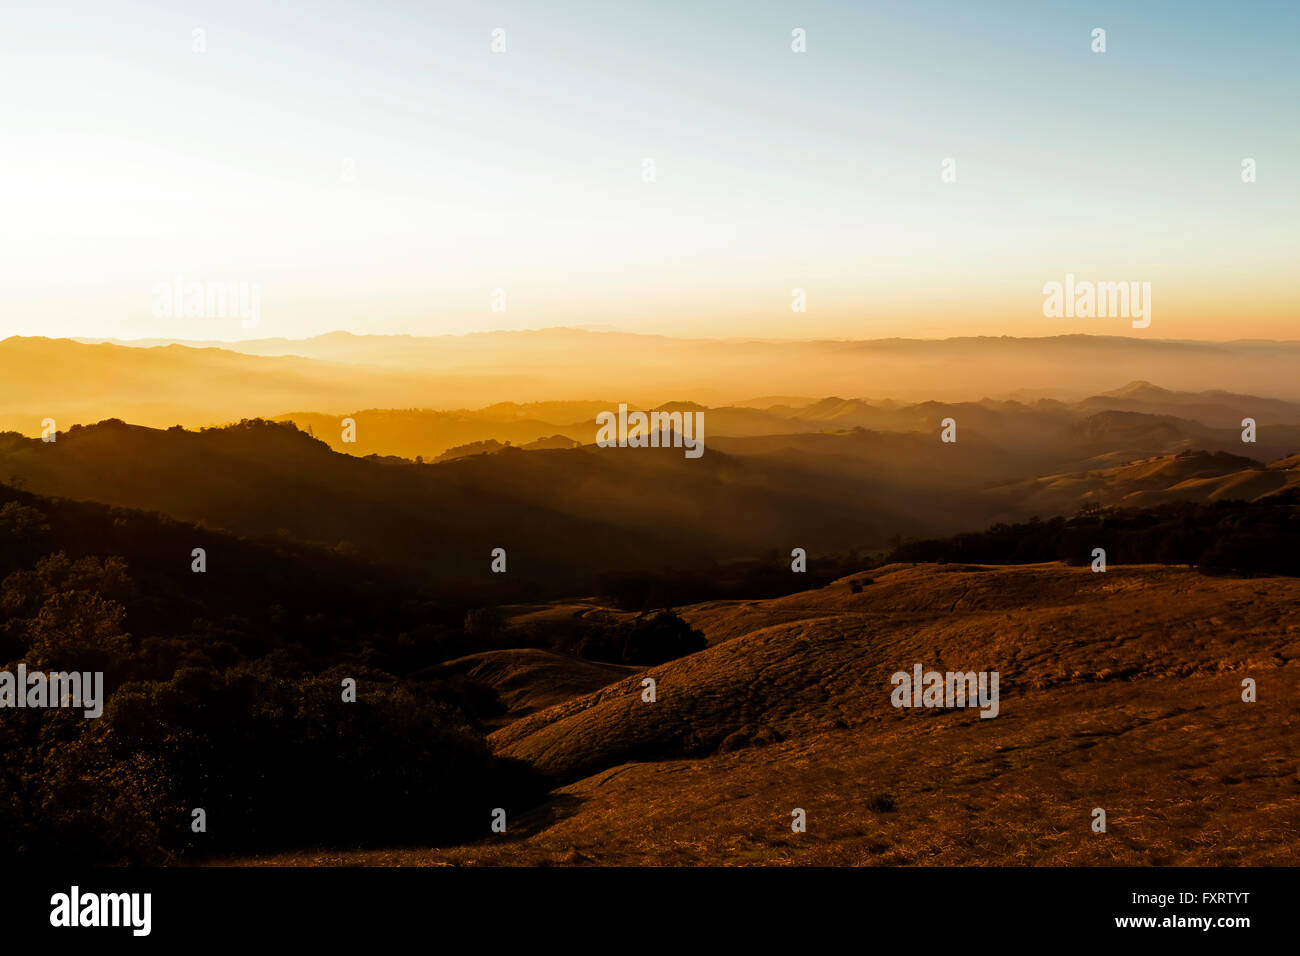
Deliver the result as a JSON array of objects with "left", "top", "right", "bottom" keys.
[
  {"left": 6, "top": 333, "right": 1299, "bottom": 428},
  {"left": 272, "top": 383, "right": 1300, "bottom": 461}
]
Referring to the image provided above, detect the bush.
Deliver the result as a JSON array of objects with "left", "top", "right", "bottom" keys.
[
  {"left": 578, "top": 610, "right": 706, "bottom": 666},
  {"left": 464, "top": 606, "right": 506, "bottom": 644}
]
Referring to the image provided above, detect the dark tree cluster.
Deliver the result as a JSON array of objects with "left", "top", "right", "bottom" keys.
[
  {"left": 577, "top": 610, "right": 707, "bottom": 666},
  {"left": 0, "top": 484, "right": 542, "bottom": 865},
  {"left": 594, "top": 550, "right": 866, "bottom": 612},
  {"left": 878, "top": 494, "right": 1300, "bottom": 577}
]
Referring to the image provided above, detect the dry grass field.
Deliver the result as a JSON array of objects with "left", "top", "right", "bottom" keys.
[{"left": 229, "top": 563, "right": 1300, "bottom": 866}]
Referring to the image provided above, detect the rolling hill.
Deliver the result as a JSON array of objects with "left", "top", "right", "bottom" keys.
[
  {"left": 232, "top": 561, "right": 1300, "bottom": 866},
  {"left": 987, "top": 449, "right": 1300, "bottom": 515},
  {"left": 2, "top": 413, "right": 1296, "bottom": 599},
  {"left": 0, "top": 419, "right": 934, "bottom": 591}
]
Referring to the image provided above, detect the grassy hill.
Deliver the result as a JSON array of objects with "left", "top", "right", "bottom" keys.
[{"left": 232, "top": 561, "right": 1300, "bottom": 866}]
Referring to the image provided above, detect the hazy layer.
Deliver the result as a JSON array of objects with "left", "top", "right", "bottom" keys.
[{"left": 4, "top": 331, "right": 1296, "bottom": 436}]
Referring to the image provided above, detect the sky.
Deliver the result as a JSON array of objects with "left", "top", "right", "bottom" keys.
[{"left": 0, "top": 0, "right": 1295, "bottom": 342}]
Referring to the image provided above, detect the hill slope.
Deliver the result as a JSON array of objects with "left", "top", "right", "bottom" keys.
[{"left": 236, "top": 562, "right": 1300, "bottom": 866}]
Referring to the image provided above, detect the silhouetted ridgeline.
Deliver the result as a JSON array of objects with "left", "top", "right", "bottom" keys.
[
  {"left": 0, "top": 418, "right": 902, "bottom": 597},
  {"left": 878, "top": 496, "right": 1300, "bottom": 576},
  {"left": 0, "top": 482, "right": 543, "bottom": 864}
]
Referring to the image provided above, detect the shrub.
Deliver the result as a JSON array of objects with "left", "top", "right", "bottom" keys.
[{"left": 579, "top": 610, "right": 706, "bottom": 666}]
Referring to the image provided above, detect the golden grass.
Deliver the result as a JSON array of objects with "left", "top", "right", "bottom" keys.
[{"left": 227, "top": 563, "right": 1300, "bottom": 866}]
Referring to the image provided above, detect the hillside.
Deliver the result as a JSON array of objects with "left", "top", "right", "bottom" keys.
[
  {"left": 443, "top": 649, "right": 635, "bottom": 728},
  {"left": 3, "top": 417, "right": 1297, "bottom": 601},
  {"left": 0, "top": 420, "right": 683, "bottom": 595},
  {"left": 0, "top": 419, "right": 960, "bottom": 589},
  {"left": 232, "top": 562, "right": 1300, "bottom": 866},
  {"left": 987, "top": 449, "right": 1300, "bottom": 515}
]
